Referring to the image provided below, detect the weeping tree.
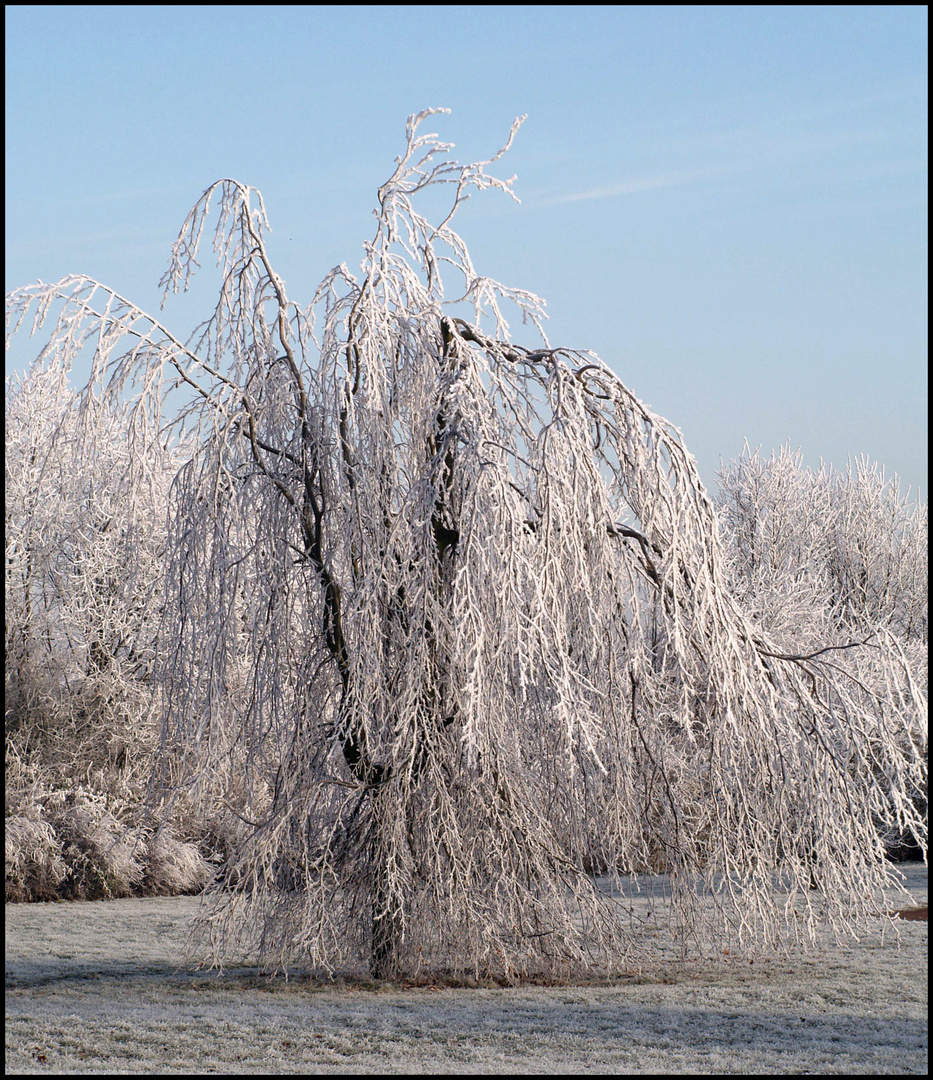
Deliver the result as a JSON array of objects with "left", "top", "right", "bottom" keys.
[{"left": 6, "top": 110, "right": 926, "bottom": 981}]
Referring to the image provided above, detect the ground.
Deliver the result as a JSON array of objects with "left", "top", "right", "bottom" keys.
[{"left": 5, "top": 866, "right": 927, "bottom": 1074}]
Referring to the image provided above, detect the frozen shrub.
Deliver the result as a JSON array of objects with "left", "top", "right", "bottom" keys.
[
  {"left": 5, "top": 814, "right": 68, "bottom": 903},
  {"left": 42, "top": 789, "right": 146, "bottom": 900},
  {"left": 144, "top": 827, "right": 214, "bottom": 896}
]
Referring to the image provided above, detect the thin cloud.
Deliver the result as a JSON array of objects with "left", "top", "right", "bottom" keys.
[
  {"left": 71, "top": 183, "right": 191, "bottom": 207},
  {"left": 544, "top": 165, "right": 731, "bottom": 205}
]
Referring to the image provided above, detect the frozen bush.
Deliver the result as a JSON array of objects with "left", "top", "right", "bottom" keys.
[
  {"left": 5, "top": 814, "right": 68, "bottom": 903},
  {"left": 144, "top": 827, "right": 214, "bottom": 896},
  {"left": 41, "top": 789, "right": 146, "bottom": 900}
]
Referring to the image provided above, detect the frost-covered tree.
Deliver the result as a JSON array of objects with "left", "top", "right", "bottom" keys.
[
  {"left": 6, "top": 111, "right": 926, "bottom": 980},
  {"left": 5, "top": 358, "right": 212, "bottom": 900},
  {"left": 716, "top": 444, "right": 927, "bottom": 861},
  {"left": 5, "top": 360, "right": 171, "bottom": 783},
  {"left": 717, "top": 444, "right": 926, "bottom": 647}
]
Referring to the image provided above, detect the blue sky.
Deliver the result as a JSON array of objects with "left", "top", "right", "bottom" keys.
[{"left": 5, "top": 5, "right": 927, "bottom": 494}]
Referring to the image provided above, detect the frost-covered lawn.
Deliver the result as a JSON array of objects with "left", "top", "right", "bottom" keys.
[{"left": 5, "top": 866, "right": 927, "bottom": 1075}]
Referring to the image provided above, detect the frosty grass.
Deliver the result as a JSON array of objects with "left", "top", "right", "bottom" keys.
[{"left": 5, "top": 865, "right": 927, "bottom": 1074}]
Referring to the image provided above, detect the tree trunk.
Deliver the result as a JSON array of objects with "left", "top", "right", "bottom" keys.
[{"left": 370, "top": 875, "right": 402, "bottom": 979}]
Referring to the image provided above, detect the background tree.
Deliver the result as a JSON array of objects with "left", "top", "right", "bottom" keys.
[
  {"left": 5, "top": 360, "right": 211, "bottom": 900},
  {"left": 716, "top": 445, "right": 927, "bottom": 645},
  {"left": 6, "top": 110, "right": 926, "bottom": 980},
  {"left": 716, "top": 444, "right": 927, "bottom": 860}
]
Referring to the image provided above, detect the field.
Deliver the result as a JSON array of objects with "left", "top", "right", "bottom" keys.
[{"left": 5, "top": 865, "right": 927, "bottom": 1074}]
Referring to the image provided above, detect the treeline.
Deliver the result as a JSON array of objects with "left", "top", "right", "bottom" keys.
[{"left": 5, "top": 361, "right": 926, "bottom": 902}]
